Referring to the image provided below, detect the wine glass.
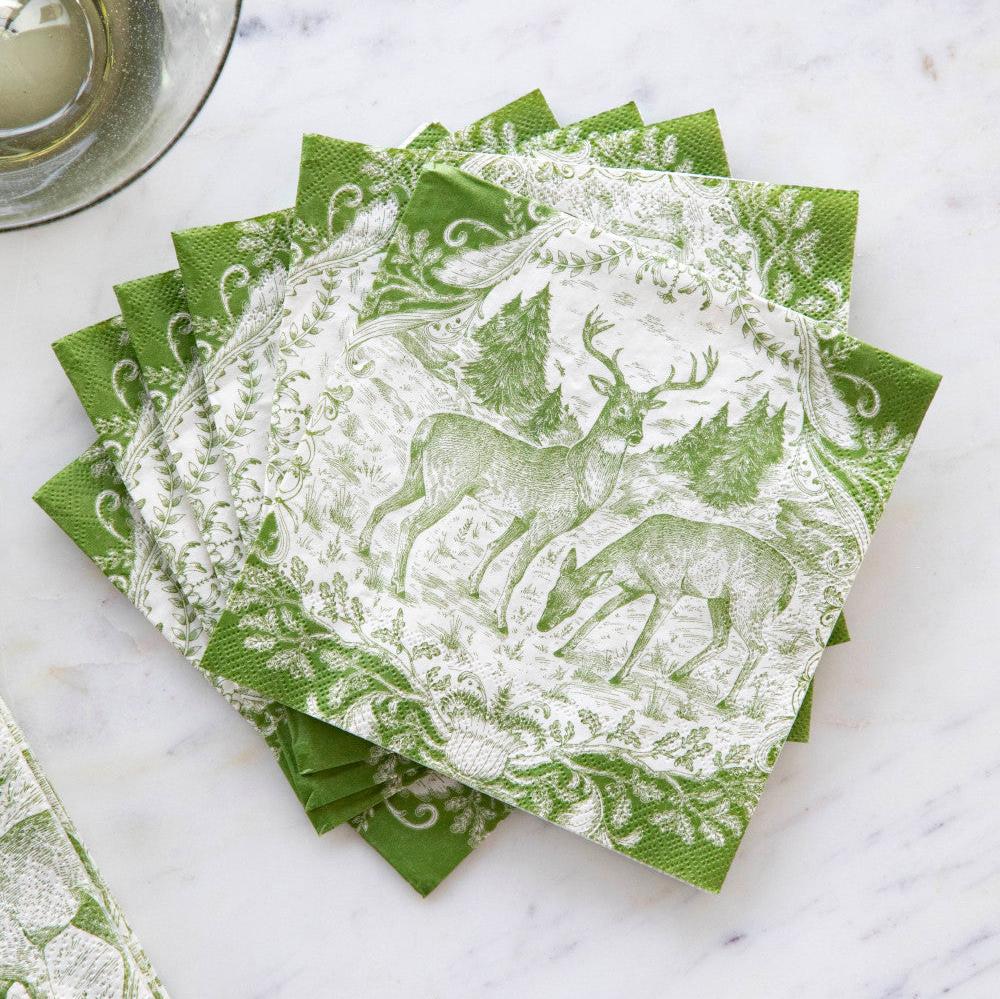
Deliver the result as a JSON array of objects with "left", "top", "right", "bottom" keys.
[{"left": 0, "top": 0, "right": 241, "bottom": 231}]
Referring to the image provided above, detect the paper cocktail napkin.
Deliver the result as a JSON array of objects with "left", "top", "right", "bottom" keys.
[
  {"left": 200, "top": 165, "right": 939, "bottom": 891},
  {"left": 38, "top": 92, "right": 870, "bottom": 895},
  {"left": 178, "top": 103, "right": 852, "bottom": 885},
  {"left": 252, "top": 115, "right": 861, "bottom": 825},
  {"left": 237, "top": 104, "right": 813, "bottom": 879},
  {"left": 51, "top": 319, "right": 222, "bottom": 631},
  {"left": 0, "top": 694, "right": 166, "bottom": 996}
]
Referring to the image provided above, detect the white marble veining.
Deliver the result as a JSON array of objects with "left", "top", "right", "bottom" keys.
[{"left": 1, "top": 1, "right": 999, "bottom": 995}]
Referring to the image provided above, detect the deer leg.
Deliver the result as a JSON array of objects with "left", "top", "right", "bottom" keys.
[
  {"left": 470, "top": 517, "right": 528, "bottom": 598},
  {"left": 555, "top": 588, "right": 638, "bottom": 658},
  {"left": 392, "top": 493, "right": 465, "bottom": 597},
  {"left": 495, "top": 525, "right": 549, "bottom": 635},
  {"left": 671, "top": 595, "right": 732, "bottom": 682},
  {"left": 716, "top": 603, "right": 767, "bottom": 710},
  {"left": 716, "top": 643, "right": 765, "bottom": 711},
  {"left": 359, "top": 471, "right": 425, "bottom": 556},
  {"left": 609, "top": 595, "right": 676, "bottom": 685}
]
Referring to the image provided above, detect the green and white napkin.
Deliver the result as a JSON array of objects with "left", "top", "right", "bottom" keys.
[
  {"left": 0, "top": 694, "right": 166, "bottom": 997},
  {"left": 199, "top": 164, "right": 939, "bottom": 891},
  {"left": 51, "top": 320, "right": 222, "bottom": 628},
  {"left": 34, "top": 89, "right": 937, "bottom": 896}
]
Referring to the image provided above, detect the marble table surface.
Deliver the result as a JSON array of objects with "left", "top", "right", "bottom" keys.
[{"left": 2, "top": 1, "right": 999, "bottom": 995}]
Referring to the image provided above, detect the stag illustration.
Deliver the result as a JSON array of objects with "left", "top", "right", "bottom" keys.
[
  {"left": 359, "top": 308, "right": 718, "bottom": 632},
  {"left": 537, "top": 514, "right": 796, "bottom": 708}
]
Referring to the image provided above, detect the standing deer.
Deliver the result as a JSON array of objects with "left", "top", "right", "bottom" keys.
[
  {"left": 358, "top": 308, "right": 718, "bottom": 632},
  {"left": 537, "top": 514, "right": 796, "bottom": 709}
]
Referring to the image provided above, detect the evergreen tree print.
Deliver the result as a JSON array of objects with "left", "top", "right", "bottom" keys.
[
  {"left": 462, "top": 285, "right": 551, "bottom": 417},
  {"left": 661, "top": 394, "right": 786, "bottom": 508},
  {"left": 525, "top": 383, "right": 568, "bottom": 442},
  {"left": 524, "top": 383, "right": 580, "bottom": 444},
  {"left": 667, "top": 402, "right": 731, "bottom": 481}
]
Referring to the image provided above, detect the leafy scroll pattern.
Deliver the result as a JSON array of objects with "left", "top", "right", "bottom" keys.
[{"left": 226, "top": 552, "right": 766, "bottom": 864}]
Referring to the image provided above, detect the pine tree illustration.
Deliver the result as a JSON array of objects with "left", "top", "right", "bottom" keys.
[
  {"left": 699, "top": 394, "right": 786, "bottom": 507},
  {"left": 661, "top": 402, "right": 730, "bottom": 478},
  {"left": 662, "top": 395, "right": 786, "bottom": 508},
  {"left": 525, "top": 383, "right": 566, "bottom": 442},
  {"left": 462, "top": 284, "right": 551, "bottom": 416},
  {"left": 766, "top": 402, "right": 787, "bottom": 460}
]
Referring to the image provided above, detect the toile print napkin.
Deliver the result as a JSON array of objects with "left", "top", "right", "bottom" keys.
[
  {"left": 30, "top": 88, "right": 922, "bottom": 900},
  {"left": 52, "top": 319, "right": 222, "bottom": 628},
  {"left": 114, "top": 269, "right": 246, "bottom": 585},
  {"left": 199, "top": 165, "right": 939, "bottom": 891},
  {"left": 0, "top": 695, "right": 167, "bottom": 997},
  {"left": 168, "top": 100, "right": 847, "bottom": 887}
]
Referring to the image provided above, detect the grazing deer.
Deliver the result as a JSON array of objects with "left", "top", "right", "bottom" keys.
[
  {"left": 358, "top": 308, "right": 718, "bottom": 632},
  {"left": 537, "top": 514, "right": 796, "bottom": 709}
]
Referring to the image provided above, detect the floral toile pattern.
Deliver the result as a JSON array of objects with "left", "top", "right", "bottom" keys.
[
  {"left": 52, "top": 318, "right": 222, "bottom": 623},
  {"left": 173, "top": 210, "right": 295, "bottom": 548},
  {"left": 115, "top": 269, "right": 245, "bottom": 589},
  {"left": 0, "top": 695, "right": 167, "bottom": 997},
  {"left": 199, "top": 165, "right": 939, "bottom": 891}
]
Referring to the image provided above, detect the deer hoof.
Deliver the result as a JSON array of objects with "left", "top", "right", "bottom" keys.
[
  {"left": 358, "top": 542, "right": 370, "bottom": 556},
  {"left": 554, "top": 645, "right": 567, "bottom": 658},
  {"left": 669, "top": 669, "right": 688, "bottom": 683},
  {"left": 608, "top": 672, "right": 624, "bottom": 686},
  {"left": 716, "top": 697, "right": 735, "bottom": 712}
]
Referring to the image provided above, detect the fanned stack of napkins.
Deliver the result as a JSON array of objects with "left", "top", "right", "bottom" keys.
[{"left": 36, "top": 91, "right": 939, "bottom": 894}]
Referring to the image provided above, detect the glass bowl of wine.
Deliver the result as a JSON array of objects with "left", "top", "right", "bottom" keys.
[{"left": 0, "top": 0, "right": 241, "bottom": 231}]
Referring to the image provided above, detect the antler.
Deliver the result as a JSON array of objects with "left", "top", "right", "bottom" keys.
[
  {"left": 646, "top": 347, "right": 719, "bottom": 398},
  {"left": 580, "top": 307, "right": 624, "bottom": 386}
]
